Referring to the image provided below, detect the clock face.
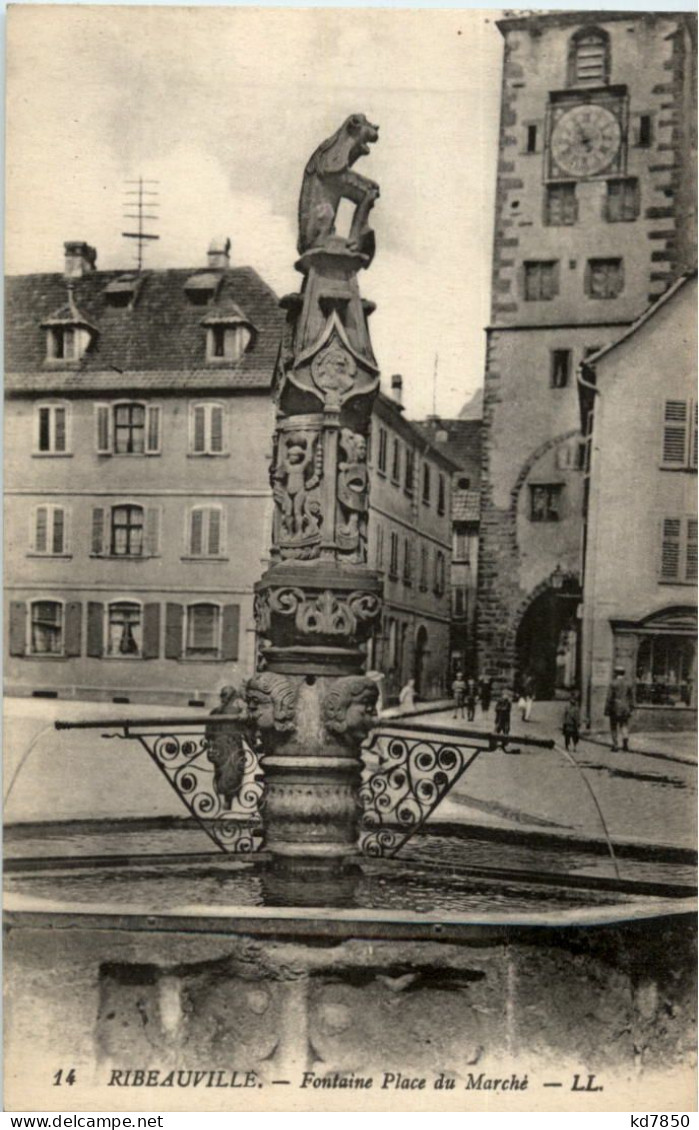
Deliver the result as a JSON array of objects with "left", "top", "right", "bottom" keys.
[{"left": 550, "top": 104, "right": 622, "bottom": 178}]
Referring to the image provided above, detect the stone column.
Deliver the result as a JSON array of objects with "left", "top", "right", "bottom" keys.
[{"left": 250, "top": 115, "right": 383, "bottom": 873}]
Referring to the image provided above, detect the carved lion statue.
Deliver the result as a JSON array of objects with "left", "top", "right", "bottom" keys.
[{"left": 298, "top": 113, "right": 380, "bottom": 258}]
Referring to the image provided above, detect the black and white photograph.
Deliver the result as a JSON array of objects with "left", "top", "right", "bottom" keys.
[{"left": 4, "top": 4, "right": 697, "bottom": 1114}]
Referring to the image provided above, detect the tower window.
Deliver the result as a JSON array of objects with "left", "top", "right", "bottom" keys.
[
  {"left": 530, "top": 484, "right": 563, "bottom": 522},
  {"left": 586, "top": 258, "right": 624, "bottom": 299},
  {"left": 637, "top": 114, "right": 652, "bottom": 148},
  {"left": 568, "top": 27, "right": 610, "bottom": 87},
  {"left": 526, "top": 124, "right": 538, "bottom": 153},
  {"left": 605, "top": 179, "right": 639, "bottom": 222},
  {"left": 524, "top": 261, "right": 559, "bottom": 302},
  {"left": 551, "top": 350, "right": 572, "bottom": 389},
  {"left": 545, "top": 183, "right": 577, "bottom": 226}
]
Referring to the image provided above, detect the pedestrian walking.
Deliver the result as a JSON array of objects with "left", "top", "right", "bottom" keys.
[
  {"left": 494, "top": 689, "right": 512, "bottom": 739},
  {"left": 479, "top": 675, "right": 493, "bottom": 715},
  {"left": 398, "top": 678, "right": 416, "bottom": 714},
  {"left": 605, "top": 665, "right": 634, "bottom": 751},
  {"left": 519, "top": 673, "right": 534, "bottom": 722},
  {"left": 465, "top": 677, "right": 477, "bottom": 722},
  {"left": 562, "top": 691, "right": 581, "bottom": 752},
  {"left": 452, "top": 671, "right": 466, "bottom": 719}
]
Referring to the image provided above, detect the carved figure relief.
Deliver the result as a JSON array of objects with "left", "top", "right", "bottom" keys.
[
  {"left": 310, "top": 340, "right": 357, "bottom": 408},
  {"left": 337, "top": 428, "right": 369, "bottom": 561},
  {"left": 298, "top": 113, "right": 380, "bottom": 260},
  {"left": 205, "top": 686, "right": 249, "bottom": 809},
  {"left": 322, "top": 677, "right": 379, "bottom": 744},
  {"left": 245, "top": 673, "right": 297, "bottom": 753},
  {"left": 272, "top": 429, "right": 323, "bottom": 557}
]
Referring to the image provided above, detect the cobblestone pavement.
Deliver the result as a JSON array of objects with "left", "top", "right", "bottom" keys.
[{"left": 417, "top": 702, "right": 697, "bottom": 852}]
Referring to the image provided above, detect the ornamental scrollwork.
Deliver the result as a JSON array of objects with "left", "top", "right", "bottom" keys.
[{"left": 257, "top": 585, "right": 381, "bottom": 639}]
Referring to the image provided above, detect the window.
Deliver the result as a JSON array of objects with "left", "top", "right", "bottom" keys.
[
  {"left": 568, "top": 28, "right": 610, "bottom": 86},
  {"left": 422, "top": 463, "right": 431, "bottom": 505},
  {"left": 107, "top": 601, "right": 142, "bottom": 657},
  {"left": 636, "top": 635, "right": 695, "bottom": 706},
  {"left": 584, "top": 345, "right": 603, "bottom": 360},
  {"left": 185, "top": 603, "right": 221, "bottom": 659},
  {"left": 188, "top": 506, "right": 224, "bottom": 557},
  {"left": 31, "top": 505, "right": 67, "bottom": 555},
  {"left": 30, "top": 600, "right": 63, "bottom": 655},
  {"left": 661, "top": 400, "right": 697, "bottom": 470},
  {"left": 377, "top": 427, "right": 388, "bottom": 474},
  {"left": 35, "top": 403, "right": 69, "bottom": 454},
  {"left": 391, "top": 438, "right": 401, "bottom": 483},
  {"left": 453, "top": 526, "right": 468, "bottom": 561},
  {"left": 206, "top": 324, "right": 252, "bottom": 362},
  {"left": 190, "top": 402, "right": 225, "bottom": 455},
  {"left": 660, "top": 517, "right": 697, "bottom": 584},
  {"left": 524, "top": 261, "right": 559, "bottom": 301},
  {"left": 403, "top": 539, "right": 413, "bottom": 586},
  {"left": 48, "top": 327, "right": 77, "bottom": 361},
  {"left": 375, "top": 524, "right": 384, "bottom": 571},
  {"left": 437, "top": 474, "right": 446, "bottom": 516},
  {"left": 457, "top": 476, "right": 471, "bottom": 490},
  {"left": 551, "top": 349, "right": 572, "bottom": 389},
  {"left": 525, "top": 124, "right": 538, "bottom": 154},
  {"left": 530, "top": 484, "right": 562, "bottom": 522},
  {"left": 546, "top": 184, "right": 577, "bottom": 226},
  {"left": 453, "top": 587, "right": 468, "bottom": 619},
  {"left": 91, "top": 505, "right": 159, "bottom": 557},
  {"left": 434, "top": 551, "right": 446, "bottom": 596},
  {"left": 404, "top": 448, "right": 415, "bottom": 495},
  {"left": 606, "top": 179, "right": 639, "bottom": 222},
  {"left": 636, "top": 114, "right": 652, "bottom": 148},
  {"left": 586, "top": 258, "right": 623, "bottom": 300},
  {"left": 420, "top": 546, "right": 429, "bottom": 591},
  {"left": 389, "top": 532, "right": 399, "bottom": 579},
  {"left": 95, "top": 402, "right": 161, "bottom": 455}
]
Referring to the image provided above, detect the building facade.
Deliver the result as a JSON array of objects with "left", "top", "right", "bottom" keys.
[
  {"left": 579, "top": 273, "right": 697, "bottom": 731},
  {"left": 417, "top": 416, "right": 482, "bottom": 679},
  {"left": 478, "top": 11, "right": 697, "bottom": 697},
  {"left": 6, "top": 240, "right": 282, "bottom": 705},
  {"left": 366, "top": 383, "right": 457, "bottom": 702}
]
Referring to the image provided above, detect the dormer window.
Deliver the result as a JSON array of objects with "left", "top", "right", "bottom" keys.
[
  {"left": 184, "top": 272, "right": 220, "bottom": 306},
  {"left": 42, "top": 285, "right": 98, "bottom": 363},
  {"left": 202, "top": 303, "right": 256, "bottom": 363},
  {"left": 104, "top": 274, "right": 144, "bottom": 308}
]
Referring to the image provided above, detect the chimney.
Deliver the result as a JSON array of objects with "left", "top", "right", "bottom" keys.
[
  {"left": 208, "top": 237, "right": 231, "bottom": 270},
  {"left": 390, "top": 373, "right": 403, "bottom": 407},
  {"left": 64, "top": 241, "right": 97, "bottom": 278}
]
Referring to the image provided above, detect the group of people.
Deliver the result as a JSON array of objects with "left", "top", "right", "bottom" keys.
[{"left": 451, "top": 673, "right": 494, "bottom": 722}]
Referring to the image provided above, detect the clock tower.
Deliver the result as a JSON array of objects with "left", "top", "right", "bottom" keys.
[{"left": 477, "top": 11, "right": 697, "bottom": 696}]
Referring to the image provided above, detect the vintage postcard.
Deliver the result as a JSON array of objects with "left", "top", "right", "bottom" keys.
[{"left": 4, "top": 3, "right": 697, "bottom": 1114}]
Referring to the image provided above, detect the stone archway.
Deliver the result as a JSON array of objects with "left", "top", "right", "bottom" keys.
[{"left": 509, "top": 572, "right": 581, "bottom": 699}]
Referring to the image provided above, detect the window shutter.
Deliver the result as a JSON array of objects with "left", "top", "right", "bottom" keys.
[
  {"left": 64, "top": 601, "right": 82, "bottom": 657},
  {"left": 9, "top": 601, "right": 26, "bottom": 656},
  {"left": 91, "top": 508, "right": 105, "bottom": 555},
  {"left": 193, "top": 406, "right": 206, "bottom": 453},
  {"left": 145, "top": 508, "right": 161, "bottom": 556},
  {"left": 686, "top": 519, "right": 698, "bottom": 584},
  {"left": 221, "top": 603, "right": 240, "bottom": 661},
  {"left": 662, "top": 400, "right": 688, "bottom": 465},
  {"left": 145, "top": 405, "right": 161, "bottom": 454},
  {"left": 87, "top": 602, "right": 104, "bottom": 657},
  {"left": 165, "top": 603, "right": 183, "bottom": 659},
  {"left": 54, "top": 407, "right": 67, "bottom": 452},
  {"left": 190, "top": 509, "right": 203, "bottom": 556},
  {"left": 210, "top": 406, "right": 224, "bottom": 453},
  {"left": 95, "top": 404, "right": 111, "bottom": 454},
  {"left": 52, "top": 508, "right": 65, "bottom": 555},
  {"left": 660, "top": 518, "right": 682, "bottom": 580},
  {"left": 208, "top": 509, "right": 221, "bottom": 556},
  {"left": 142, "top": 603, "right": 161, "bottom": 659},
  {"left": 34, "top": 506, "right": 48, "bottom": 553}
]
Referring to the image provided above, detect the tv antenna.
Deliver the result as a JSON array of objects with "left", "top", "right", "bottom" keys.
[
  {"left": 432, "top": 352, "right": 439, "bottom": 417},
  {"left": 122, "top": 178, "right": 160, "bottom": 270}
]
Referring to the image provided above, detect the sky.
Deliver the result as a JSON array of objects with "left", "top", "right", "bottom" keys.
[{"left": 6, "top": 6, "right": 503, "bottom": 418}]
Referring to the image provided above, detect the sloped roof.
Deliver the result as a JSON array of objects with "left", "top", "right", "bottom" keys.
[
  {"left": 581, "top": 270, "right": 697, "bottom": 371},
  {"left": 452, "top": 489, "right": 480, "bottom": 523},
  {"left": 5, "top": 266, "right": 284, "bottom": 393},
  {"left": 414, "top": 417, "right": 482, "bottom": 476}
]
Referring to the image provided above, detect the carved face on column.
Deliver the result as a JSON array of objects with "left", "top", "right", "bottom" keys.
[
  {"left": 245, "top": 673, "right": 297, "bottom": 752},
  {"left": 322, "top": 677, "right": 379, "bottom": 744}
]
